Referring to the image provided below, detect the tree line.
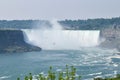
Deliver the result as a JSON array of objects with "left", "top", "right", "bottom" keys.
[{"left": 0, "top": 17, "right": 120, "bottom": 30}]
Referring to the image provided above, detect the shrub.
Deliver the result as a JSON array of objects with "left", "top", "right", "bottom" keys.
[{"left": 17, "top": 65, "right": 81, "bottom": 80}]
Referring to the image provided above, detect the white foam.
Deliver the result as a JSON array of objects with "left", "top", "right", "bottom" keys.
[
  {"left": 56, "top": 69, "right": 62, "bottom": 72},
  {"left": 22, "top": 19, "right": 100, "bottom": 50},
  {"left": 23, "top": 30, "right": 100, "bottom": 50},
  {"left": 113, "top": 64, "right": 118, "bottom": 67},
  {"left": 88, "top": 72, "right": 102, "bottom": 76},
  {"left": 0, "top": 76, "right": 11, "bottom": 79}
]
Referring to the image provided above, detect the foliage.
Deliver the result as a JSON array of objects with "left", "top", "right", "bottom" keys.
[
  {"left": 0, "top": 17, "right": 120, "bottom": 30},
  {"left": 0, "top": 20, "right": 49, "bottom": 29},
  {"left": 17, "top": 65, "right": 120, "bottom": 80},
  {"left": 59, "top": 17, "right": 120, "bottom": 30},
  {"left": 17, "top": 65, "right": 81, "bottom": 80}
]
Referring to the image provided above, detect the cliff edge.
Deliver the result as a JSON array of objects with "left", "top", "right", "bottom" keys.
[
  {"left": 100, "top": 25, "right": 120, "bottom": 51},
  {"left": 0, "top": 29, "right": 41, "bottom": 53}
]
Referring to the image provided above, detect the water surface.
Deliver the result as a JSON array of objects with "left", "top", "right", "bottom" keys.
[{"left": 0, "top": 48, "right": 119, "bottom": 80}]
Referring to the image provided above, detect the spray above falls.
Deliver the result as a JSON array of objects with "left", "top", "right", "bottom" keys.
[{"left": 23, "top": 20, "right": 100, "bottom": 50}]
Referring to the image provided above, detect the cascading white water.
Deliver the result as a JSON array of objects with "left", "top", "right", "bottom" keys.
[
  {"left": 22, "top": 19, "right": 100, "bottom": 50},
  {"left": 23, "top": 29, "right": 100, "bottom": 50}
]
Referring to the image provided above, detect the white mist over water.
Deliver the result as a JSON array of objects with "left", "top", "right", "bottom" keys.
[
  {"left": 50, "top": 19, "right": 63, "bottom": 30},
  {"left": 23, "top": 20, "right": 100, "bottom": 50}
]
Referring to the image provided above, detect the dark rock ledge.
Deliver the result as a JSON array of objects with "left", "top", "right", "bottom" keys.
[{"left": 0, "top": 29, "right": 41, "bottom": 53}]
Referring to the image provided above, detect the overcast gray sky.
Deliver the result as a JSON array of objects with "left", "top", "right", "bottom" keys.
[{"left": 0, "top": 0, "right": 120, "bottom": 20}]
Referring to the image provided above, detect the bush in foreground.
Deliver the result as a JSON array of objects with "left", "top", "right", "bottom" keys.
[
  {"left": 17, "top": 65, "right": 81, "bottom": 80},
  {"left": 17, "top": 65, "right": 120, "bottom": 80}
]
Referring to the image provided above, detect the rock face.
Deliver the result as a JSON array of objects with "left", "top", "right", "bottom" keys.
[
  {"left": 100, "top": 25, "right": 120, "bottom": 51},
  {"left": 0, "top": 29, "right": 41, "bottom": 53}
]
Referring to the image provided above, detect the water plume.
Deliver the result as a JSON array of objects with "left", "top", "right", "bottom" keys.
[{"left": 23, "top": 19, "right": 100, "bottom": 50}]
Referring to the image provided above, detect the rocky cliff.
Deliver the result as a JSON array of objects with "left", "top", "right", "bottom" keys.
[
  {"left": 0, "top": 29, "right": 41, "bottom": 53},
  {"left": 100, "top": 25, "right": 120, "bottom": 51}
]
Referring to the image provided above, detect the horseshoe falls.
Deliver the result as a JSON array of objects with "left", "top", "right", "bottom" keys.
[
  {"left": 1, "top": 27, "right": 119, "bottom": 80},
  {"left": 23, "top": 30, "right": 100, "bottom": 50}
]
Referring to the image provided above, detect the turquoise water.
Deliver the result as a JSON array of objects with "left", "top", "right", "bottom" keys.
[{"left": 0, "top": 48, "right": 120, "bottom": 80}]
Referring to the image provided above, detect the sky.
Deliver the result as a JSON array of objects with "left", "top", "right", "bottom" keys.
[{"left": 0, "top": 0, "right": 120, "bottom": 20}]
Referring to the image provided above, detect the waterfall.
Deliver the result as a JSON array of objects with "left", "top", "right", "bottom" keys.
[{"left": 23, "top": 29, "right": 100, "bottom": 50}]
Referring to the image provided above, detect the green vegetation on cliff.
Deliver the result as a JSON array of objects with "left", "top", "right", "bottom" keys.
[
  {"left": 59, "top": 17, "right": 120, "bottom": 30},
  {"left": 0, "top": 17, "right": 120, "bottom": 30}
]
